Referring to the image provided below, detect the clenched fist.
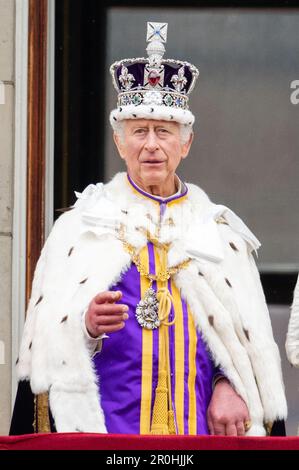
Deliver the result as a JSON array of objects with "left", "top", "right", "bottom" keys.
[{"left": 85, "top": 290, "right": 129, "bottom": 338}]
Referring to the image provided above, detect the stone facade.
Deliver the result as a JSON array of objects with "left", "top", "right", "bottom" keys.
[{"left": 0, "top": 0, "right": 15, "bottom": 434}]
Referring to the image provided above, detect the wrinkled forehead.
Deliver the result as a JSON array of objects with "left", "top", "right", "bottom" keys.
[{"left": 123, "top": 118, "right": 180, "bottom": 131}]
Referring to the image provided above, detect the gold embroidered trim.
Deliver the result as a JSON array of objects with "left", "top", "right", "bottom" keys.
[
  {"left": 33, "top": 395, "right": 37, "bottom": 432},
  {"left": 264, "top": 421, "right": 273, "bottom": 436},
  {"left": 35, "top": 392, "right": 51, "bottom": 433},
  {"left": 139, "top": 246, "right": 153, "bottom": 434}
]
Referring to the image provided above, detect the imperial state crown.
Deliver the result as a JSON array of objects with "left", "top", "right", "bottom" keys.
[{"left": 109, "top": 22, "right": 199, "bottom": 128}]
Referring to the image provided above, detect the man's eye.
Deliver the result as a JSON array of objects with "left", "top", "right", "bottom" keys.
[
  {"left": 158, "top": 128, "right": 169, "bottom": 134},
  {"left": 134, "top": 128, "right": 146, "bottom": 134}
]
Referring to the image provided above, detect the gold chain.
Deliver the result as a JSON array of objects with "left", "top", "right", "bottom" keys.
[{"left": 118, "top": 224, "right": 190, "bottom": 282}]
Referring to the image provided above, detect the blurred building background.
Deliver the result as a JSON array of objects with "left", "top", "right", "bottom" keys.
[{"left": 0, "top": 0, "right": 298, "bottom": 435}]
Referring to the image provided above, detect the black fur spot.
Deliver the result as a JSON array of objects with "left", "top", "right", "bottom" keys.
[
  {"left": 68, "top": 247, "right": 74, "bottom": 257},
  {"left": 243, "top": 329, "right": 250, "bottom": 341},
  {"left": 35, "top": 295, "right": 43, "bottom": 306},
  {"left": 229, "top": 242, "right": 238, "bottom": 252}
]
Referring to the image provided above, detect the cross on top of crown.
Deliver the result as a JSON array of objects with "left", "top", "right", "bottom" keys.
[{"left": 146, "top": 22, "right": 168, "bottom": 44}]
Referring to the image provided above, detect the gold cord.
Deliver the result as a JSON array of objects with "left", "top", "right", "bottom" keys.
[
  {"left": 118, "top": 224, "right": 190, "bottom": 284},
  {"left": 118, "top": 224, "right": 190, "bottom": 434}
]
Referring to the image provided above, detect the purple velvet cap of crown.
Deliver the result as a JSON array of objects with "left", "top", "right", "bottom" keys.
[{"left": 114, "top": 60, "right": 195, "bottom": 95}]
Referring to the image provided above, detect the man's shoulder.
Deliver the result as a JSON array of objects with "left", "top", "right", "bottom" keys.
[
  {"left": 52, "top": 206, "right": 82, "bottom": 230},
  {"left": 47, "top": 174, "right": 127, "bottom": 240},
  {"left": 185, "top": 181, "right": 260, "bottom": 254},
  {"left": 185, "top": 181, "right": 211, "bottom": 206},
  {"left": 44, "top": 208, "right": 82, "bottom": 252},
  {"left": 52, "top": 174, "right": 126, "bottom": 225}
]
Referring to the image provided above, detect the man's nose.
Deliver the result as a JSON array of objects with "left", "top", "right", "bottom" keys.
[{"left": 144, "top": 130, "right": 159, "bottom": 151}]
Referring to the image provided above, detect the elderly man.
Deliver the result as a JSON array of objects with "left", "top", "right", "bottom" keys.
[{"left": 11, "top": 22, "right": 286, "bottom": 437}]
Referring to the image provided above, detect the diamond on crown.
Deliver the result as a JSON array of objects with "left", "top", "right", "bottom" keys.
[{"left": 119, "top": 65, "right": 135, "bottom": 91}]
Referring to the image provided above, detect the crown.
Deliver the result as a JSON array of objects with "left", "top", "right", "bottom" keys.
[{"left": 109, "top": 22, "right": 199, "bottom": 128}]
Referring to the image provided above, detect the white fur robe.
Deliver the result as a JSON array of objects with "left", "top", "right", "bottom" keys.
[
  {"left": 17, "top": 172, "right": 287, "bottom": 435},
  {"left": 286, "top": 274, "right": 299, "bottom": 367}
]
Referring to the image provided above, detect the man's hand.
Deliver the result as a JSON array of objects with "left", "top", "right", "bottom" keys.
[
  {"left": 85, "top": 291, "right": 129, "bottom": 338},
  {"left": 207, "top": 378, "right": 250, "bottom": 436}
]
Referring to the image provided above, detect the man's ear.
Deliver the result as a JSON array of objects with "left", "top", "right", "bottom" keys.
[
  {"left": 113, "top": 132, "right": 125, "bottom": 160},
  {"left": 181, "top": 132, "right": 194, "bottom": 160}
]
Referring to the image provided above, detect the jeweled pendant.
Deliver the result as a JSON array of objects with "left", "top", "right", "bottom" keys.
[{"left": 135, "top": 287, "right": 160, "bottom": 329}]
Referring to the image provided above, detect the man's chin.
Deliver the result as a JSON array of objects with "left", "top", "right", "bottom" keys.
[{"left": 140, "top": 169, "right": 166, "bottom": 186}]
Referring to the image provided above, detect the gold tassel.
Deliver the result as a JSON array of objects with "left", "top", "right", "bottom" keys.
[
  {"left": 150, "top": 370, "right": 170, "bottom": 434},
  {"left": 168, "top": 410, "right": 176, "bottom": 435}
]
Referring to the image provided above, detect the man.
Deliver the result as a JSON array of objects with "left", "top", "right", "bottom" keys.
[{"left": 11, "top": 22, "right": 287, "bottom": 436}]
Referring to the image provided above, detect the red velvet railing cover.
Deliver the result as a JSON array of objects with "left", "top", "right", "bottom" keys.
[{"left": 1, "top": 433, "right": 299, "bottom": 450}]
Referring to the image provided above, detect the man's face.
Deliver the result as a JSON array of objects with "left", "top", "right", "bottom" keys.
[{"left": 113, "top": 119, "right": 193, "bottom": 190}]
